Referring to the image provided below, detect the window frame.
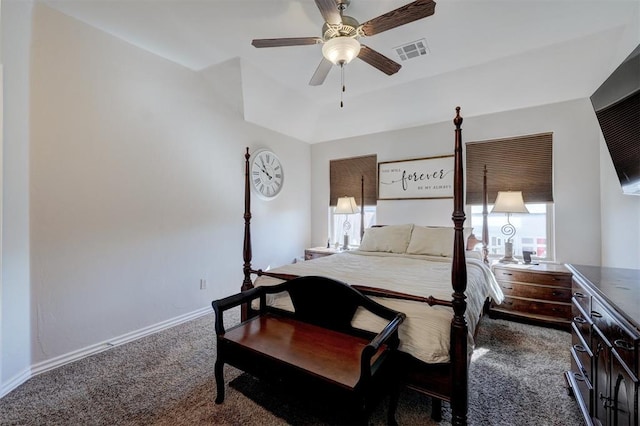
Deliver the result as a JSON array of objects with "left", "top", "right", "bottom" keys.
[
  {"left": 469, "top": 202, "right": 555, "bottom": 262},
  {"left": 328, "top": 205, "right": 376, "bottom": 249}
]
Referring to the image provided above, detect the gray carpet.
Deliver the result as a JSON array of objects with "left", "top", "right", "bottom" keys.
[{"left": 0, "top": 308, "right": 582, "bottom": 425}]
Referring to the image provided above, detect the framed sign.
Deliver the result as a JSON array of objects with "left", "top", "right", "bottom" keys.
[{"left": 378, "top": 155, "right": 455, "bottom": 200}]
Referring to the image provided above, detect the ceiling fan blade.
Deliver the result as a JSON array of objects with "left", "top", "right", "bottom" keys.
[
  {"left": 358, "top": 45, "right": 402, "bottom": 76},
  {"left": 360, "top": 0, "right": 436, "bottom": 37},
  {"left": 252, "top": 37, "right": 323, "bottom": 48},
  {"left": 315, "top": 0, "right": 342, "bottom": 25},
  {"left": 309, "top": 58, "right": 333, "bottom": 86}
]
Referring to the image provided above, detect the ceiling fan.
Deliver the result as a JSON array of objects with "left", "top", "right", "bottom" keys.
[{"left": 251, "top": 0, "right": 436, "bottom": 87}]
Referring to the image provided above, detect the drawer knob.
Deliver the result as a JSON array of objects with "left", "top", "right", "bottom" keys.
[
  {"left": 591, "top": 310, "right": 603, "bottom": 318},
  {"left": 552, "top": 291, "right": 562, "bottom": 296},
  {"left": 573, "top": 316, "right": 587, "bottom": 324},
  {"left": 574, "top": 292, "right": 586, "bottom": 298},
  {"left": 573, "top": 372, "right": 585, "bottom": 382},
  {"left": 573, "top": 344, "right": 587, "bottom": 353},
  {"left": 614, "top": 339, "right": 634, "bottom": 351}
]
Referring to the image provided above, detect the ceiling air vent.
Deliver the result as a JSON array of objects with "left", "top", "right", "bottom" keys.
[{"left": 394, "top": 38, "right": 430, "bottom": 61}]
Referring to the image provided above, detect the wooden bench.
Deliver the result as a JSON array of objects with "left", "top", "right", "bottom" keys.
[{"left": 211, "top": 275, "right": 406, "bottom": 424}]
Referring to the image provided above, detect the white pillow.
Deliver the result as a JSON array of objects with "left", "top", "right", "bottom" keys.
[
  {"left": 406, "top": 226, "right": 473, "bottom": 257},
  {"left": 359, "top": 224, "right": 414, "bottom": 254}
]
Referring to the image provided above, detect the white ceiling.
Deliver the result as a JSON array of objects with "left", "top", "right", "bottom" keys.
[{"left": 43, "top": 0, "right": 640, "bottom": 143}]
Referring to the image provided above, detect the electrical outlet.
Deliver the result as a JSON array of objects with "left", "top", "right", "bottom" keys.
[{"left": 200, "top": 279, "right": 207, "bottom": 290}]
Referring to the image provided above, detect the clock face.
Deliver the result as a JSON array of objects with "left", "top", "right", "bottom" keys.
[{"left": 251, "top": 149, "right": 284, "bottom": 199}]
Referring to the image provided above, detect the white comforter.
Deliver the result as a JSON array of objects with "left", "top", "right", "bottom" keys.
[{"left": 253, "top": 251, "right": 503, "bottom": 364}]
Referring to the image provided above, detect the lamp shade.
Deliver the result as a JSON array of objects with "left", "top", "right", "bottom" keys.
[
  {"left": 491, "top": 191, "right": 529, "bottom": 214},
  {"left": 322, "top": 37, "right": 361, "bottom": 65},
  {"left": 334, "top": 196, "right": 360, "bottom": 214}
]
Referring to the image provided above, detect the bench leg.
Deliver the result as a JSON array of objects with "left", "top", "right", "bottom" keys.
[
  {"left": 388, "top": 386, "right": 400, "bottom": 426},
  {"left": 214, "top": 359, "right": 225, "bottom": 404},
  {"left": 431, "top": 397, "right": 442, "bottom": 422}
]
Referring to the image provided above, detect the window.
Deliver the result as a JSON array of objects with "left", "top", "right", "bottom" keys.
[
  {"left": 329, "top": 154, "right": 377, "bottom": 247},
  {"left": 470, "top": 203, "right": 554, "bottom": 261},
  {"left": 329, "top": 205, "right": 377, "bottom": 248},
  {"left": 466, "top": 133, "right": 554, "bottom": 261}
]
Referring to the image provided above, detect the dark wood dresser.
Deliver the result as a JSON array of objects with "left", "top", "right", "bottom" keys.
[
  {"left": 490, "top": 263, "right": 573, "bottom": 330},
  {"left": 565, "top": 264, "right": 639, "bottom": 426}
]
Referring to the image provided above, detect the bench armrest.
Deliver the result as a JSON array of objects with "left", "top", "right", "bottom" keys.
[
  {"left": 360, "top": 312, "right": 406, "bottom": 380},
  {"left": 211, "top": 287, "right": 265, "bottom": 335},
  {"left": 369, "top": 313, "right": 405, "bottom": 351}
]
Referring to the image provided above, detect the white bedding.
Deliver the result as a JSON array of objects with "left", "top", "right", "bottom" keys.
[{"left": 253, "top": 251, "right": 503, "bottom": 364}]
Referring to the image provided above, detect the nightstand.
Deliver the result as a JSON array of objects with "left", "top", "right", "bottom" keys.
[
  {"left": 490, "top": 263, "right": 573, "bottom": 330},
  {"left": 304, "top": 247, "right": 342, "bottom": 261}
]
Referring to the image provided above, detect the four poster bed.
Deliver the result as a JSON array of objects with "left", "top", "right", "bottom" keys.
[{"left": 238, "top": 107, "right": 500, "bottom": 425}]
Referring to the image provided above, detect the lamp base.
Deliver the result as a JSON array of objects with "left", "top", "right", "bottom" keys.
[
  {"left": 342, "top": 234, "right": 350, "bottom": 251},
  {"left": 499, "top": 241, "right": 518, "bottom": 263}
]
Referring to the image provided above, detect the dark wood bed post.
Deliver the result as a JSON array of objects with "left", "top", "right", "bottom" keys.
[
  {"left": 450, "top": 107, "right": 469, "bottom": 426},
  {"left": 482, "top": 165, "right": 489, "bottom": 264},
  {"left": 360, "top": 175, "right": 365, "bottom": 240},
  {"left": 242, "top": 148, "right": 254, "bottom": 319}
]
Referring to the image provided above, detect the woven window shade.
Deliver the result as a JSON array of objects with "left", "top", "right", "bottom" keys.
[
  {"left": 330, "top": 154, "right": 377, "bottom": 206},
  {"left": 466, "top": 133, "right": 553, "bottom": 204},
  {"left": 595, "top": 91, "right": 640, "bottom": 186}
]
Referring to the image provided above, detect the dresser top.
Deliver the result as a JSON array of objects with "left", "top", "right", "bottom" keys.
[{"left": 567, "top": 264, "right": 640, "bottom": 329}]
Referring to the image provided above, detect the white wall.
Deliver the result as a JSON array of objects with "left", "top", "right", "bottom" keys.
[
  {"left": 1, "top": 0, "right": 33, "bottom": 394},
  {"left": 599, "top": 135, "right": 640, "bottom": 269},
  {"left": 311, "top": 99, "right": 617, "bottom": 267},
  {"left": 22, "top": 4, "right": 310, "bottom": 372}
]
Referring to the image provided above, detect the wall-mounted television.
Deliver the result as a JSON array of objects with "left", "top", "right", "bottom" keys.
[{"left": 590, "top": 44, "right": 640, "bottom": 195}]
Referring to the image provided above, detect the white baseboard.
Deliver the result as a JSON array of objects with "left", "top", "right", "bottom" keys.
[
  {"left": 0, "top": 306, "right": 212, "bottom": 399},
  {"left": 0, "top": 367, "right": 32, "bottom": 399}
]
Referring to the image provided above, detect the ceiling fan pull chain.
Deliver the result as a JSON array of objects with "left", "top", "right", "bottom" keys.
[{"left": 340, "top": 62, "right": 345, "bottom": 108}]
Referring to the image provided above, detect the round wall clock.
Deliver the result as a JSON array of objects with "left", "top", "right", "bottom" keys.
[{"left": 250, "top": 149, "right": 284, "bottom": 200}]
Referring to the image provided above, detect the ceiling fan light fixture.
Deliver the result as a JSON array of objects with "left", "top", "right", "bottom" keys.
[{"left": 322, "top": 37, "right": 361, "bottom": 65}]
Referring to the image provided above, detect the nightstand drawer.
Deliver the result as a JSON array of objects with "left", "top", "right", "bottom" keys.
[
  {"left": 493, "top": 267, "right": 572, "bottom": 287},
  {"left": 497, "top": 281, "right": 572, "bottom": 303},
  {"left": 304, "top": 247, "right": 341, "bottom": 261},
  {"left": 496, "top": 296, "right": 572, "bottom": 319},
  {"left": 305, "top": 251, "right": 326, "bottom": 260}
]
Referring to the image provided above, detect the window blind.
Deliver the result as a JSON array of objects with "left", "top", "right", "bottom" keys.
[
  {"left": 466, "top": 133, "right": 553, "bottom": 204},
  {"left": 330, "top": 154, "right": 377, "bottom": 206}
]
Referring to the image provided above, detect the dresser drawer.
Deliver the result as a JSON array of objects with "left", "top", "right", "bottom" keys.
[
  {"left": 591, "top": 298, "right": 639, "bottom": 375},
  {"left": 498, "top": 281, "right": 572, "bottom": 303},
  {"left": 571, "top": 323, "right": 593, "bottom": 380},
  {"left": 497, "top": 296, "right": 572, "bottom": 319},
  {"left": 571, "top": 280, "right": 591, "bottom": 316},
  {"left": 569, "top": 354, "right": 593, "bottom": 418},
  {"left": 572, "top": 299, "right": 592, "bottom": 345},
  {"left": 493, "top": 267, "right": 572, "bottom": 287}
]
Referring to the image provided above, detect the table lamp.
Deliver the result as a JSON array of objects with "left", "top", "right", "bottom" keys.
[
  {"left": 335, "top": 196, "right": 359, "bottom": 250},
  {"left": 492, "top": 191, "right": 529, "bottom": 263}
]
